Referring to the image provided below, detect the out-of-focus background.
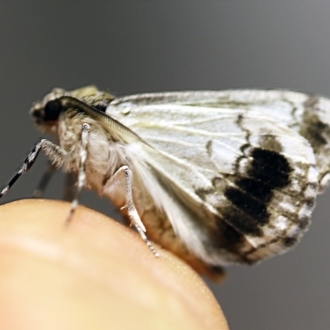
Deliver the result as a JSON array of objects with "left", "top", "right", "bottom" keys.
[{"left": 0, "top": 2, "right": 329, "bottom": 329}]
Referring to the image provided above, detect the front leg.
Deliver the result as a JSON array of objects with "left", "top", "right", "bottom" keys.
[
  {"left": 65, "top": 123, "right": 90, "bottom": 224},
  {"left": 0, "top": 124, "right": 90, "bottom": 225},
  {"left": 63, "top": 173, "right": 77, "bottom": 202},
  {"left": 0, "top": 139, "right": 68, "bottom": 199}
]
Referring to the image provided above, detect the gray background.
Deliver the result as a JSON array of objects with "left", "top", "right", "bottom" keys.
[{"left": 0, "top": 2, "right": 329, "bottom": 329}]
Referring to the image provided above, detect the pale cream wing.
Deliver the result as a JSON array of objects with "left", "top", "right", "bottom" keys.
[
  {"left": 106, "top": 92, "right": 320, "bottom": 265},
  {"left": 109, "top": 90, "right": 330, "bottom": 189}
]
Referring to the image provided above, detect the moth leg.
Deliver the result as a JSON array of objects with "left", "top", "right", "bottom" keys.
[
  {"left": 63, "top": 173, "right": 77, "bottom": 201},
  {"left": 0, "top": 138, "right": 65, "bottom": 199},
  {"left": 117, "top": 165, "right": 159, "bottom": 257},
  {"left": 33, "top": 162, "right": 57, "bottom": 197},
  {"left": 65, "top": 123, "right": 90, "bottom": 225}
]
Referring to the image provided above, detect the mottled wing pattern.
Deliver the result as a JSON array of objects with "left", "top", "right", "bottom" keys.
[{"left": 106, "top": 90, "right": 326, "bottom": 265}]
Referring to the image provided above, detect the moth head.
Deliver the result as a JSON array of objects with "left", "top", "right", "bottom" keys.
[
  {"left": 30, "top": 87, "right": 67, "bottom": 135},
  {"left": 30, "top": 86, "right": 115, "bottom": 135}
]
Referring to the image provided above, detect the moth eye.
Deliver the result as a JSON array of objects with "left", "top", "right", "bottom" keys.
[
  {"left": 44, "top": 99, "right": 63, "bottom": 121},
  {"left": 94, "top": 103, "right": 107, "bottom": 112}
]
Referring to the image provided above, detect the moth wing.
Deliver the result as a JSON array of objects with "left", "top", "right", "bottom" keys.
[
  {"left": 106, "top": 91, "right": 320, "bottom": 265},
  {"left": 110, "top": 89, "right": 330, "bottom": 189}
]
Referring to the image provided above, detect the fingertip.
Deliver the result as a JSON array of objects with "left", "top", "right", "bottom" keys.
[{"left": 0, "top": 199, "right": 228, "bottom": 329}]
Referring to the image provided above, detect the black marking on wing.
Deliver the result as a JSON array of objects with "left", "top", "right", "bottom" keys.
[
  {"left": 209, "top": 217, "right": 251, "bottom": 263},
  {"left": 249, "top": 148, "right": 291, "bottom": 188},
  {"left": 301, "top": 96, "right": 330, "bottom": 152},
  {"left": 301, "top": 113, "right": 329, "bottom": 149},
  {"left": 222, "top": 147, "right": 292, "bottom": 236},
  {"left": 282, "top": 236, "right": 298, "bottom": 247}
]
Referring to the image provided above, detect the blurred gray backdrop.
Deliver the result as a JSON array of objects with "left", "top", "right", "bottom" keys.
[{"left": 0, "top": 2, "right": 329, "bottom": 329}]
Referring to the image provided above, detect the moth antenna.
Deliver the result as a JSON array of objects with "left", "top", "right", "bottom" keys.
[{"left": 65, "top": 123, "right": 90, "bottom": 225}]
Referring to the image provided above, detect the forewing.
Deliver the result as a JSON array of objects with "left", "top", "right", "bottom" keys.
[
  {"left": 110, "top": 90, "right": 330, "bottom": 189},
  {"left": 106, "top": 91, "right": 321, "bottom": 265}
]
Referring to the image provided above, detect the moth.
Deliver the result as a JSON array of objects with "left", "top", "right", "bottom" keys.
[{"left": 1, "top": 86, "right": 329, "bottom": 280}]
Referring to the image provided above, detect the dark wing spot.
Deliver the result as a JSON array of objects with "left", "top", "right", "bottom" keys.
[
  {"left": 235, "top": 177, "right": 273, "bottom": 203},
  {"left": 221, "top": 147, "right": 292, "bottom": 236},
  {"left": 297, "top": 216, "right": 310, "bottom": 230},
  {"left": 211, "top": 219, "right": 257, "bottom": 264},
  {"left": 259, "top": 134, "right": 283, "bottom": 153},
  {"left": 249, "top": 148, "right": 291, "bottom": 188},
  {"left": 221, "top": 221, "right": 245, "bottom": 245},
  {"left": 224, "top": 187, "right": 269, "bottom": 225},
  {"left": 282, "top": 236, "right": 298, "bottom": 247},
  {"left": 301, "top": 114, "right": 328, "bottom": 148},
  {"left": 206, "top": 140, "right": 213, "bottom": 156},
  {"left": 195, "top": 187, "right": 215, "bottom": 201},
  {"left": 300, "top": 98, "right": 330, "bottom": 151},
  {"left": 219, "top": 199, "right": 264, "bottom": 236}
]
